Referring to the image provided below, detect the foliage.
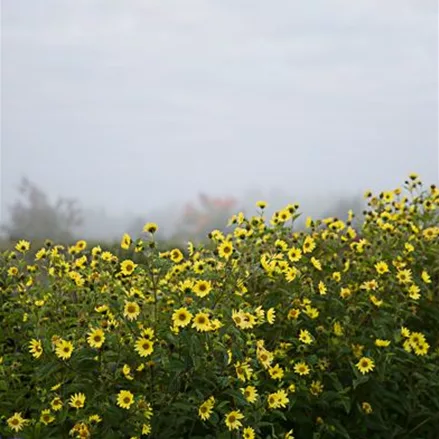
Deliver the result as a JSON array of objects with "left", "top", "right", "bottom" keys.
[{"left": 1, "top": 174, "right": 439, "bottom": 439}]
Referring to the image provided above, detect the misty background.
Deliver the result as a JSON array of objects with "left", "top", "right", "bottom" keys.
[{"left": 1, "top": 0, "right": 438, "bottom": 243}]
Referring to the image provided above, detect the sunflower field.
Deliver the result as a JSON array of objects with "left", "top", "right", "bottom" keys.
[{"left": 1, "top": 174, "right": 439, "bottom": 439}]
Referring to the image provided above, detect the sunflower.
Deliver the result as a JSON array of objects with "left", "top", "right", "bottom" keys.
[
  {"left": 309, "top": 380, "right": 324, "bottom": 396},
  {"left": 120, "top": 260, "right": 137, "bottom": 276},
  {"left": 218, "top": 241, "right": 233, "bottom": 259},
  {"left": 7, "top": 412, "right": 27, "bottom": 432},
  {"left": 374, "top": 261, "right": 389, "bottom": 274},
  {"left": 225, "top": 410, "right": 244, "bottom": 431},
  {"left": 287, "top": 247, "right": 302, "bottom": 262},
  {"left": 170, "top": 248, "right": 184, "bottom": 263},
  {"left": 89, "top": 414, "right": 102, "bottom": 424},
  {"left": 75, "top": 240, "right": 87, "bottom": 252},
  {"left": 396, "top": 269, "right": 412, "bottom": 284},
  {"left": 302, "top": 236, "right": 316, "bottom": 253},
  {"left": 356, "top": 357, "right": 375, "bottom": 374},
  {"left": 293, "top": 361, "right": 310, "bottom": 376},
  {"left": 192, "top": 312, "right": 211, "bottom": 332},
  {"left": 117, "top": 390, "right": 135, "bottom": 409},
  {"left": 298, "top": 329, "right": 313, "bottom": 345},
  {"left": 266, "top": 308, "right": 276, "bottom": 324},
  {"left": 124, "top": 301, "right": 141, "bottom": 321},
  {"left": 198, "top": 396, "right": 215, "bottom": 421},
  {"left": 241, "top": 385, "right": 258, "bottom": 403},
  {"left": 134, "top": 337, "right": 154, "bottom": 358},
  {"left": 243, "top": 426, "right": 256, "bottom": 439},
  {"left": 40, "top": 409, "right": 55, "bottom": 425},
  {"left": 143, "top": 222, "right": 158, "bottom": 234},
  {"left": 172, "top": 307, "right": 193, "bottom": 328},
  {"left": 193, "top": 280, "right": 213, "bottom": 298},
  {"left": 269, "top": 363, "right": 284, "bottom": 380},
  {"left": 51, "top": 397, "right": 63, "bottom": 411},
  {"left": 69, "top": 393, "right": 86, "bottom": 409},
  {"left": 15, "top": 240, "right": 30, "bottom": 253},
  {"left": 87, "top": 328, "right": 105, "bottom": 349},
  {"left": 29, "top": 339, "right": 43, "bottom": 359},
  {"left": 361, "top": 402, "right": 373, "bottom": 414},
  {"left": 375, "top": 339, "right": 390, "bottom": 347},
  {"left": 267, "top": 389, "right": 289, "bottom": 409},
  {"left": 55, "top": 339, "right": 74, "bottom": 360},
  {"left": 121, "top": 233, "right": 132, "bottom": 250}
]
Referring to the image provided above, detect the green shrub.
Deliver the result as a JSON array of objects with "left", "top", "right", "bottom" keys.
[{"left": 1, "top": 175, "right": 438, "bottom": 439}]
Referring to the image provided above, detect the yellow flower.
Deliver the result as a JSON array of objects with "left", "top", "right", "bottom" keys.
[
  {"left": 302, "top": 236, "right": 316, "bottom": 253},
  {"left": 134, "top": 337, "right": 154, "bottom": 357},
  {"left": 267, "top": 389, "right": 289, "bottom": 409},
  {"left": 241, "top": 385, "right": 258, "bottom": 403},
  {"left": 318, "top": 281, "right": 327, "bottom": 295},
  {"left": 117, "top": 390, "right": 135, "bottom": 409},
  {"left": 375, "top": 339, "right": 391, "bottom": 347},
  {"left": 333, "top": 322, "right": 344, "bottom": 337},
  {"left": 287, "top": 247, "right": 302, "bottom": 262},
  {"left": 170, "top": 248, "right": 184, "bottom": 263},
  {"left": 311, "top": 257, "right": 322, "bottom": 271},
  {"left": 375, "top": 261, "right": 389, "bottom": 275},
  {"left": 407, "top": 284, "right": 421, "bottom": 300},
  {"left": 361, "top": 401, "right": 373, "bottom": 414},
  {"left": 193, "top": 280, "right": 213, "bottom": 298},
  {"left": 55, "top": 339, "right": 74, "bottom": 360},
  {"left": 121, "top": 260, "right": 137, "bottom": 276},
  {"left": 142, "top": 423, "right": 152, "bottom": 434},
  {"left": 309, "top": 380, "right": 324, "bottom": 396},
  {"left": 121, "top": 233, "right": 132, "bottom": 250},
  {"left": 143, "top": 222, "right": 159, "bottom": 234},
  {"left": 299, "top": 329, "right": 313, "bottom": 344},
  {"left": 69, "top": 392, "right": 86, "bottom": 409},
  {"left": 294, "top": 361, "right": 310, "bottom": 376},
  {"left": 7, "top": 412, "right": 27, "bottom": 432},
  {"left": 29, "top": 339, "right": 43, "bottom": 359},
  {"left": 396, "top": 269, "right": 412, "bottom": 284},
  {"left": 51, "top": 397, "right": 63, "bottom": 411},
  {"left": 87, "top": 328, "right": 105, "bottom": 349},
  {"left": 356, "top": 357, "right": 375, "bottom": 374},
  {"left": 243, "top": 426, "right": 256, "bottom": 439},
  {"left": 89, "top": 414, "right": 102, "bottom": 424},
  {"left": 15, "top": 240, "right": 30, "bottom": 253},
  {"left": 40, "top": 409, "right": 55, "bottom": 425},
  {"left": 401, "top": 326, "right": 411, "bottom": 338},
  {"left": 75, "top": 240, "right": 87, "bottom": 252},
  {"left": 172, "top": 307, "right": 193, "bottom": 328},
  {"left": 256, "top": 200, "right": 267, "bottom": 209},
  {"left": 269, "top": 363, "right": 285, "bottom": 380},
  {"left": 225, "top": 410, "right": 244, "bottom": 430},
  {"left": 218, "top": 241, "right": 233, "bottom": 259},
  {"left": 198, "top": 396, "right": 215, "bottom": 421},
  {"left": 192, "top": 312, "right": 212, "bottom": 332},
  {"left": 421, "top": 270, "right": 431, "bottom": 284},
  {"left": 235, "top": 360, "right": 253, "bottom": 382},
  {"left": 267, "top": 308, "right": 276, "bottom": 324},
  {"left": 124, "top": 301, "right": 141, "bottom": 321}
]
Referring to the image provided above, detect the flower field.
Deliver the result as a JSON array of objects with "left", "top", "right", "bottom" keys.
[{"left": 1, "top": 174, "right": 438, "bottom": 439}]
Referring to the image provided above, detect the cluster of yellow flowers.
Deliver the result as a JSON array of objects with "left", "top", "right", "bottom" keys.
[{"left": 1, "top": 174, "right": 438, "bottom": 438}]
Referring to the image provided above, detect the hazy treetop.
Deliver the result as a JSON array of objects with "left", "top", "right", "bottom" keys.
[{"left": 1, "top": 0, "right": 438, "bottom": 226}]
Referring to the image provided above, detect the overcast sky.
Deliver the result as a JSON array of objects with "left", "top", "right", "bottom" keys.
[{"left": 1, "top": 0, "right": 438, "bottom": 226}]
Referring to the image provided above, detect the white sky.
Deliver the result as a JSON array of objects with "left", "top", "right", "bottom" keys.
[{"left": 1, "top": 0, "right": 438, "bottom": 228}]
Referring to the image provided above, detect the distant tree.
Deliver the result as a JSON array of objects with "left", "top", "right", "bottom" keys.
[{"left": 2, "top": 177, "right": 83, "bottom": 243}]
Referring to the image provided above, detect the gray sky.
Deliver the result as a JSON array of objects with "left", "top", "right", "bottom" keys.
[{"left": 1, "top": 0, "right": 438, "bottom": 228}]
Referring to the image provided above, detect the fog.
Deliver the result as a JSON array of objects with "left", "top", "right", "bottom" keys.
[{"left": 1, "top": 0, "right": 438, "bottom": 241}]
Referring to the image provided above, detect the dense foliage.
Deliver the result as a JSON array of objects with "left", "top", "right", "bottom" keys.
[{"left": 1, "top": 174, "right": 438, "bottom": 439}]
